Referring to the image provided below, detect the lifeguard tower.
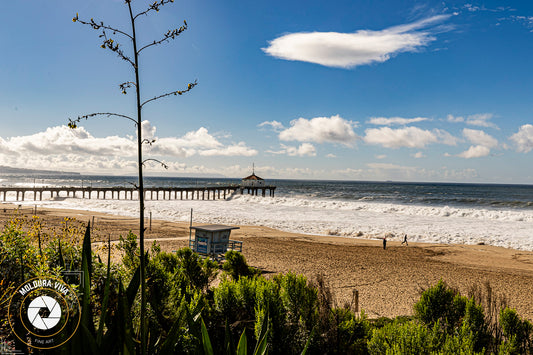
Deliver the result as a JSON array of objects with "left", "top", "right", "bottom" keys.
[{"left": 189, "top": 224, "right": 242, "bottom": 260}]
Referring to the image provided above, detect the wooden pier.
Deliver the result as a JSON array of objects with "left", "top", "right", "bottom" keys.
[{"left": 0, "top": 185, "right": 276, "bottom": 202}]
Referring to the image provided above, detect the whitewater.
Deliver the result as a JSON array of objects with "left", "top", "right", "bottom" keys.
[{"left": 9, "top": 187, "right": 533, "bottom": 252}]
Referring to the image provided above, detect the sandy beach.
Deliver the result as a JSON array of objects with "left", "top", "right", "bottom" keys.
[{"left": 4, "top": 204, "right": 533, "bottom": 322}]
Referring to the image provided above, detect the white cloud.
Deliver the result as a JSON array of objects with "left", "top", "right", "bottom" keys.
[
  {"left": 465, "top": 113, "right": 499, "bottom": 129},
  {"left": 258, "top": 121, "right": 285, "bottom": 131},
  {"left": 447, "top": 113, "right": 499, "bottom": 129},
  {"left": 446, "top": 114, "right": 464, "bottom": 123},
  {"left": 510, "top": 124, "right": 533, "bottom": 153},
  {"left": 368, "top": 116, "right": 429, "bottom": 125},
  {"left": 434, "top": 129, "right": 459, "bottom": 146},
  {"left": 457, "top": 145, "right": 491, "bottom": 158},
  {"left": 363, "top": 126, "right": 437, "bottom": 148},
  {"left": 141, "top": 120, "right": 157, "bottom": 140},
  {"left": 199, "top": 142, "right": 258, "bottom": 157},
  {"left": 263, "top": 15, "right": 451, "bottom": 68},
  {"left": 0, "top": 124, "right": 258, "bottom": 173},
  {"left": 375, "top": 154, "right": 387, "bottom": 159},
  {"left": 4, "top": 125, "right": 134, "bottom": 157},
  {"left": 463, "top": 128, "right": 498, "bottom": 148},
  {"left": 267, "top": 143, "right": 317, "bottom": 157},
  {"left": 413, "top": 151, "right": 426, "bottom": 158},
  {"left": 455, "top": 129, "right": 498, "bottom": 159},
  {"left": 326, "top": 153, "right": 336, "bottom": 158},
  {"left": 278, "top": 115, "right": 358, "bottom": 146}
]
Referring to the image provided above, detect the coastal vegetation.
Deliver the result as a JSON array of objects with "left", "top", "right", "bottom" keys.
[{"left": 1, "top": 213, "right": 533, "bottom": 354}]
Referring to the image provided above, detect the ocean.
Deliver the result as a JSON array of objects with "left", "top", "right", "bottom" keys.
[{"left": 2, "top": 174, "right": 533, "bottom": 251}]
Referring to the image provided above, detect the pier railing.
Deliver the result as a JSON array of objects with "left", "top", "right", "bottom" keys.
[{"left": 0, "top": 185, "right": 276, "bottom": 202}]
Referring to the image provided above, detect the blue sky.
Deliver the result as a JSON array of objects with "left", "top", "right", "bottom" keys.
[{"left": 1, "top": 1, "right": 532, "bottom": 183}]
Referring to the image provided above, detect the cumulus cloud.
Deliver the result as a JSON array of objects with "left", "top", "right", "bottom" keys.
[
  {"left": 141, "top": 120, "right": 157, "bottom": 140},
  {"left": 199, "top": 142, "right": 258, "bottom": 157},
  {"left": 258, "top": 120, "right": 284, "bottom": 131},
  {"left": 0, "top": 124, "right": 257, "bottom": 172},
  {"left": 457, "top": 145, "right": 491, "bottom": 158},
  {"left": 434, "top": 129, "right": 459, "bottom": 146},
  {"left": 363, "top": 126, "right": 437, "bottom": 148},
  {"left": 447, "top": 113, "right": 499, "bottom": 129},
  {"left": 413, "top": 151, "right": 426, "bottom": 158},
  {"left": 262, "top": 15, "right": 451, "bottom": 68},
  {"left": 267, "top": 143, "right": 317, "bottom": 157},
  {"left": 368, "top": 116, "right": 430, "bottom": 125},
  {"left": 510, "top": 124, "right": 533, "bottom": 153},
  {"left": 4, "top": 125, "right": 134, "bottom": 157},
  {"left": 278, "top": 115, "right": 358, "bottom": 146},
  {"left": 456, "top": 128, "right": 498, "bottom": 158},
  {"left": 463, "top": 128, "right": 498, "bottom": 148}
]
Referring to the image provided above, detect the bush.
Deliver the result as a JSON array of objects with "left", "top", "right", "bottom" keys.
[
  {"left": 222, "top": 250, "right": 260, "bottom": 280},
  {"left": 500, "top": 307, "right": 533, "bottom": 354},
  {"left": 414, "top": 279, "right": 466, "bottom": 332},
  {"left": 367, "top": 319, "right": 441, "bottom": 354}
]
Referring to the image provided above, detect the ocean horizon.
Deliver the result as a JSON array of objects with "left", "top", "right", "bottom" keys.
[{"left": 2, "top": 174, "right": 533, "bottom": 251}]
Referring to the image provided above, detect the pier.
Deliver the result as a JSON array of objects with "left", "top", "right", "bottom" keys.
[{"left": 0, "top": 185, "right": 276, "bottom": 202}]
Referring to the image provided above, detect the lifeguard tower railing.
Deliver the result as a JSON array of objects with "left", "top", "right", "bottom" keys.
[{"left": 188, "top": 224, "right": 242, "bottom": 260}]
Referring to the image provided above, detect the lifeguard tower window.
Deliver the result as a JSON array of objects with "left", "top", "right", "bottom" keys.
[{"left": 189, "top": 224, "right": 242, "bottom": 260}]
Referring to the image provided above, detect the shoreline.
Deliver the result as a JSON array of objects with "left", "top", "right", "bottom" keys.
[{"left": 2, "top": 204, "right": 533, "bottom": 321}]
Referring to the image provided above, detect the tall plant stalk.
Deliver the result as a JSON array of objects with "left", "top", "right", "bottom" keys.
[{"left": 69, "top": 1, "right": 196, "bottom": 352}]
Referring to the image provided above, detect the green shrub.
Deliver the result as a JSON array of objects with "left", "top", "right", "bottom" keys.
[
  {"left": 414, "top": 280, "right": 466, "bottom": 332},
  {"left": 368, "top": 319, "right": 441, "bottom": 355},
  {"left": 439, "top": 322, "right": 481, "bottom": 355},
  {"left": 463, "top": 298, "right": 489, "bottom": 352},
  {"left": 222, "top": 250, "right": 260, "bottom": 280},
  {"left": 117, "top": 231, "right": 140, "bottom": 273},
  {"left": 176, "top": 248, "right": 218, "bottom": 291},
  {"left": 499, "top": 307, "right": 533, "bottom": 354}
]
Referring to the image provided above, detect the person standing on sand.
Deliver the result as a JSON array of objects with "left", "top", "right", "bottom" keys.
[
  {"left": 383, "top": 237, "right": 387, "bottom": 250},
  {"left": 401, "top": 234, "right": 408, "bottom": 246}
]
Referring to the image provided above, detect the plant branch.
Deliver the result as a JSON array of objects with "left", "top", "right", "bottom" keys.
[
  {"left": 138, "top": 21, "right": 188, "bottom": 53},
  {"left": 73, "top": 14, "right": 132, "bottom": 40},
  {"left": 99, "top": 30, "right": 136, "bottom": 68},
  {"left": 133, "top": 0, "right": 176, "bottom": 20},
  {"left": 142, "top": 158, "right": 168, "bottom": 169},
  {"left": 68, "top": 112, "right": 137, "bottom": 129},
  {"left": 73, "top": 15, "right": 135, "bottom": 67},
  {"left": 141, "top": 139, "right": 156, "bottom": 145},
  {"left": 119, "top": 81, "right": 137, "bottom": 95},
  {"left": 141, "top": 80, "right": 197, "bottom": 108}
]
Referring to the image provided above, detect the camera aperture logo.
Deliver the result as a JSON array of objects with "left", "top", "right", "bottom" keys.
[{"left": 8, "top": 277, "right": 81, "bottom": 350}]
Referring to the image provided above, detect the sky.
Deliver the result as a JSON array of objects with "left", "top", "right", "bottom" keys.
[{"left": 1, "top": 0, "right": 532, "bottom": 183}]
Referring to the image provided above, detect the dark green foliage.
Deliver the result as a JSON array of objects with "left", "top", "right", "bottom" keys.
[
  {"left": 117, "top": 231, "right": 140, "bottom": 273},
  {"left": 500, "top": 307, "right": 533, "bottom": 354},
  {"left": 175, "top": 247, "right": 218, "bottom": 291},
  {"left": 414, "top": 279, "right": 466, "bottom": 332},
  {"left": 367, "top": 319, "right": 442, "bottom": 354},
  {"left": 4, "top": 217, "right": 533, "bottom": 354},
  {"left": 222, "top": 250, "right": 261, "bottom": 280},
  {"left": 463, "top": 298, "right": 490, "bottom": 352}
]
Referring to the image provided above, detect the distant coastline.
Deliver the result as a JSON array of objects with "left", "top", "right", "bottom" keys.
[{"left": 0, "top": 165, "right": 80, "bottom": 176}]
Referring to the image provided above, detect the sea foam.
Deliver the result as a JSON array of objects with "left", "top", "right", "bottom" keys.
[{"left": 10, "top": 193, "right": 533, "bottom": 251}]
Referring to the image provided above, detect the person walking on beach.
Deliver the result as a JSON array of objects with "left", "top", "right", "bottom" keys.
[
  {"left": 383, "top": 237, "right": 387, "bottom": 250},
  {"left": 401, "top": 234, "right": 408, "bottom": 246}
]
